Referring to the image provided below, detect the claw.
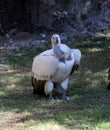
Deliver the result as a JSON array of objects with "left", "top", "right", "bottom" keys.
[{"left": 61, "top": 95, "right": 70, "bottom": 101}]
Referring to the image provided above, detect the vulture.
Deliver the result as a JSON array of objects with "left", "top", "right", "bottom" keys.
[{"left": 31, "top": 34, "right": 81, "bottom": 101}]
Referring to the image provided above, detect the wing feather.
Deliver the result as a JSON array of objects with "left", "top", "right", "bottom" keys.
[
  {"left": 32, "top": 55, "right": 59, "bottom": 80},
  {"left": 53, "top": 45, "right": 65, "bottom": 60}
]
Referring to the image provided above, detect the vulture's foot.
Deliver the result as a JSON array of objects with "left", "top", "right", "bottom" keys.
[
  {"left": 61, "top": 95, "right": 70, "bottom": 101},
  {"left": 48, "top": 98, "right": 55, "bottom": 102},
  {"left": 48, "top": 92, "right": 55, "bottom": 101},
  {"left": 61, "top": 88, "right": 70, "bottom": 101}
]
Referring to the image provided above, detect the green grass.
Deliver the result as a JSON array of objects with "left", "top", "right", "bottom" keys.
[{"left": 0, "top": 36, "right": 110, "bottom": 130}]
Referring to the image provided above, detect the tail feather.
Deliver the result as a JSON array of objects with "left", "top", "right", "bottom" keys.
[{"left": 31, "top": 77, "right": 46, "bottom": 95}]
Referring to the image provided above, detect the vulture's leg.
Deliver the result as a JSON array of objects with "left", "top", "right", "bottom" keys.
[
  {"left": 44, "top": 80, "right": 54, "bottom": 101},
  {"left": 61, "top": 78, "right": 70, "bottom": 100},
  {"left": 49, "top": 91, "right": 54, "bottom": 101}
]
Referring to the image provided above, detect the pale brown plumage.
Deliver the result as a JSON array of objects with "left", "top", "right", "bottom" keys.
[{"left": 31, "top": 34, "right": 81, "bottom": 100}]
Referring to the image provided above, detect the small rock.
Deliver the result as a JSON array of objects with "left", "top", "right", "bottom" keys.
[
  {"left": 97, "top": 41, "right": 101, "bottom": 44},
  {"left": 81, "top": 30, "right": 88, "bottom": 35},
  {"left": 40, "top": 33, "right": 46, "bottom": 38},
  {"left": 60, "top": 33, "right": 68, "bottom": 41},
  {"left": 106, "top": 37, "right": 110, "bottom": 41},
  {"left": 0, "top": 64, "right": 6, "bottom": 67}
]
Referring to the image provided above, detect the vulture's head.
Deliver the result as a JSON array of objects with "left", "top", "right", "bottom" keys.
[{"left": 51, "top": 34, "right": 61, "bottom": 47}]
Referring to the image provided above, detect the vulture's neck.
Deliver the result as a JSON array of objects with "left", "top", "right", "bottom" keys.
[{"left": 52, "top": 42, "right": 61, "bottom": 49}]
